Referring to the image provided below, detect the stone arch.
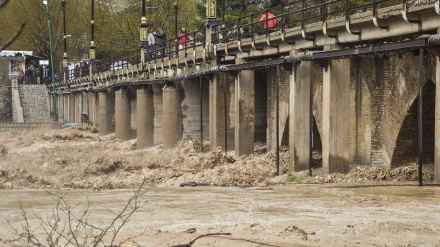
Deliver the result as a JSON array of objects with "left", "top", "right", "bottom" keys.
[
  {"left": 390, "top": 80, "right": 435, "bottom": 166},
  {"left": 377, "top": 53, "right": 435, "bottom": 167}
]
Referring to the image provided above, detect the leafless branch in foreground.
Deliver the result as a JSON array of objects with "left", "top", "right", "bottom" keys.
[
  {"left": 0, "top": 22, "right": 26, "bottom": 52},
  {"left": 0, "top": 180, "right": 148, "bottom": 247}
]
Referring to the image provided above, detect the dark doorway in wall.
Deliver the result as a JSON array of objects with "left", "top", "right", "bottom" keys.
[
  {"left": 254, "top": 69, "right": 267, "bottom": 143},
  {"left": 391, "top": 80, "right": 435, "bottom": 167}
]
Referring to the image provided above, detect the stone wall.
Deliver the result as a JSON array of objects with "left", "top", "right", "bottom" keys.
[
  {"left": 19, "top": 85, "right": 51, "bottom": 122},
  {"left": 0, "top": 122, "right": 60, "bottom": 132}
]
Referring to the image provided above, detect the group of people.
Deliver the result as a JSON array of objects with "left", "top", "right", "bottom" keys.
[
  {"left": 144, "top": 12, "right": 276, "bottom": 59},
  {"left": 19, "top": 64, "right": 41, "bottom": 84},
  {"left": 145, "top": 26, "right": 193, "bottom": 59}
]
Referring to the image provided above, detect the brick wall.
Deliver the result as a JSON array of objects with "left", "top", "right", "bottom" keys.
[
  {"left": 266, "top": 67, "right": 290, "bottom": 150},
  {"left": 350, "top": 58, "right": 372, "bottom": 165}
]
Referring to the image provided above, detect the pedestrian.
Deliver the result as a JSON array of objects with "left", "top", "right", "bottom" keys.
[
  {"left": 25, "top": 68, "right": 32, "bottom": 84},
  {"left": 154, "top": 27, "right": 167, "bottom": 58},
  {"left": 148, "top": 30, "right": 156, "bottom": 60},
  {"left": 259, "top": 11, "right": 277, "bottom": 33},
  {"left": 19, "top": 69, "right": 24, "bottom": 84},
  {"left": 177, "top": 27, "right": 188, "bottom": 50}
]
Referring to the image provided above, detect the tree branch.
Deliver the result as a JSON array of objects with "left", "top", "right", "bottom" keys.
[{"left": 0, "top": 22, "right": 26, "bottom": 52}]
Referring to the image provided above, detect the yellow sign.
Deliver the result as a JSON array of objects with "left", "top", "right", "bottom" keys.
[
  {"left": 140, "top": 27, "right": 148, "bottom": 42},
  {"left": 89, "top": 48, "right": 95, "bottom": 60},
  {"left": 206, "top": 0, "right": 216, "bottom": 19}
]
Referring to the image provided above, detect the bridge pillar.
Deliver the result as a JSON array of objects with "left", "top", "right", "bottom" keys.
[
  {"left": 322, "top": 58, "right": 350, "bottom": 173},
  {"left": 87, "top": 92, "right": 96, "bottom": 127},
  {"left": 181, "top": 79, "right": 210, "bottom": 144},
  {"left": 76, "top": 93, "right": 83, "bottom": 124},
  {"left": 435, "top": 44, "right": 440, "bottom": 182},
  {"left": 235, "top": 59, "right": 255, "bottom": 156},
  {"left": 58, "top": 94, "right": 64, "bottom": 123},
  {"left": 69, "top": 94, "right": 75, "bottom": 123},
  {"left": 152, "top": 85, "right": 163, "bottom": 145},
  {"left": 209, "top": 72, "right": 235, "bottom": 151},
  {"left": 115, "top": 88, "right": 131, "bottom": 140},
  {"left": 63, "top": 95, "right": 68, "bottom": 122},
  {"left": 98, "top": 91, "right": 114, "bottom": 135},
  {"left": 136, "top": 88, "right": 154, "bottom": 149},
  {"left": 289, "top": 61, "right": 313, "bottom": 172},
  {"left": 163, "top": 86, "right": 181, "bottom": 149}
]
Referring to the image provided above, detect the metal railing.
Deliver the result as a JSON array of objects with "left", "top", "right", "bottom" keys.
[{"left": 56, "top": 0, "right": 416, "bottom": 86}]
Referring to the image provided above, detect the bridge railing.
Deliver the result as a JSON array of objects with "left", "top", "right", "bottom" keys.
[
  {"left": 212, "top": 0, "right": 400, "bottom": 43},
  {"left": 56, "top": 0, "right": 409, "bottom": 87}
]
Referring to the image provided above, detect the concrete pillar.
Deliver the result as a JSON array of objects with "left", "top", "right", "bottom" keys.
[
  {"left": 87, "top": 92, "right": 95, "bottom": 126},
  {"left": 63, "top": 95, "right": 68, "bottom": 122},
  {"left": 137, "top": 88, "right": 154, "bottom": 149},
  {"left": 76, "top": 93, "right": 83, "bottom": 124},
  {"left": 115, "top": 89, "right": 131, "bottom": 140},
  {"left": 58, "top": 94, "right": 64, "bottom": 123},
  {"left": 163, "top": 87, "right": 181, "bottom": 149},
  {"left": 182, "top": 79, "right": 209, "bottom": 141},
  {"left": 235, "top": 59, "right": 255, "bottom": 156},
  {"left": 435, "top": 38, "right": 440, "bottom": 182},
  {"left": 69, "top": 94, "right": 75, "bottom": 123},
  {"left": 209, "top": 72, "right": 235, "bottom": 151},
  {"left": 98, "top": 91, "right": 112, "bottom": 135},
  {"left": 152, "top": 85, "right": 163, "bottom": 145},
  {"left": 289, "top": 61, "right": 312, "bottom": 172},
  {"left": 322, "top": 58, "right": 350, "bottom": 173}
]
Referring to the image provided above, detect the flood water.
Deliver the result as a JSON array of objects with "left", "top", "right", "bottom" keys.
[{"left": 1, "top": 184, "right": 440, "bottom": 246}]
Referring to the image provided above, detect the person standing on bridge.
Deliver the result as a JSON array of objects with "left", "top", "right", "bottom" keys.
[
  {"left": 259, "top": 11, "right": 277, "bottom": 33},
  {"left": 177, "top": 27, "right": 188, "bottom": 50},
  {"left": 148, "top": 30, "right": 156, "bottom": 60},
  {"left": 154, "top": 27, "right": 167, "bottom": 58}
]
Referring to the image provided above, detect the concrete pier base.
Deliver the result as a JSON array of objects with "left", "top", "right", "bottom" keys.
[
  {"left": 137, "top": 88, "right": 154, "bottom": 149},
  {"left": 98, "top": 91, "right": 113, "bottom": 135},
  {"left": 290, "top": 61, "right": 312, "bottom": 172},
  {"left": 235, "top": 60, "right": 255, "bottom": 156},
  {"left": 322, "top": 59, "right": 350, "bottom": 173},
  {"left": 163, "top": 87, "right": 181, "bottom": 149},
  {"left": 115, "top": 89, "right": 131, "bottom": 140}
]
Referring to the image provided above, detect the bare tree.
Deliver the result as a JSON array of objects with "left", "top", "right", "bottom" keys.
[
  {"left": 1, "top": 181, "right": 148, "bottom": 247},
  {"left": 0, "top": 0, "right": 26, "bottom": 52}
]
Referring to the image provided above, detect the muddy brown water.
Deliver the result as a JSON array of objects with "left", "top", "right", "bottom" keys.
[{"left": 1, "top": 184, "right": 440, "bottom": 246}]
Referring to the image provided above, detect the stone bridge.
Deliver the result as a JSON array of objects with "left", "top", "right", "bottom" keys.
[{"left": 53, "top": 0, "right": 440, "bottom": 181}]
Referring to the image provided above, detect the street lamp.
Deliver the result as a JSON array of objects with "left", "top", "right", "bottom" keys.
[
  {"left": 62, "top": 0, "right": 68, "bottom": 72},
  {"left": 173, "top": 2, "right": 178, "bottom": 39},
  {"left": 43, "top": 0, "right": 57, "bottom": 122},
  {"left": 139, "top": 0, "right": 148, "bottom": 48},
  {"left": 90, "top": 0, "right": 96, "bottom": 63}
]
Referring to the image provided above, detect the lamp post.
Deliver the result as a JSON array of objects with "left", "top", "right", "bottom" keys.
[
  {"left": 43, "top": 0, "right": 57, "bottom": 122},
  {"left": 62, "top": 0, "right": 68, "bottom": 72},
  {"left": 205, "top": 0, "right": 218, "bottom": 27},
  {"left": 139, "top": 0, "right": 148, "bottom": 48},
  {"left": 90, "top": 0, "right": 95, "bottom": 63},
  {"left": 173, "top": 3, "right": 178, "bottom": 39}
]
